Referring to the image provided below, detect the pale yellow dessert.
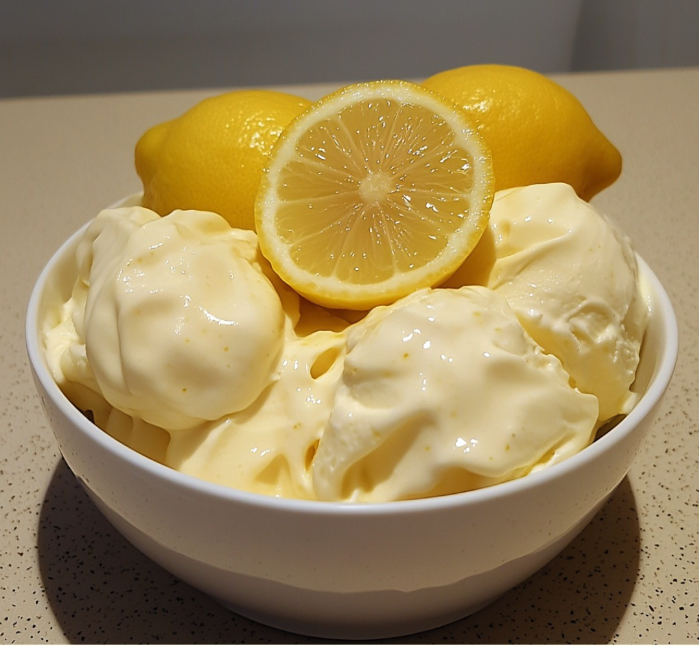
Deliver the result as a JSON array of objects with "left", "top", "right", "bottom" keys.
[
  {"left": 448, "top": 183, "right": 649, "bottom": 421},
  {"left": 47, "top": 207, "right": 285, "bottom": 431},
  {"left": 312, "top": 286, "right": 598, "bottom": 502},
  {"left": 42, "top": 183, "right": 649, "bottom": 502}
]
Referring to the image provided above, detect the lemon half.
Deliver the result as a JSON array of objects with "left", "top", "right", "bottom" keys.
[{"left": 255, "top": 80, "right": 494, "bottom": 310}]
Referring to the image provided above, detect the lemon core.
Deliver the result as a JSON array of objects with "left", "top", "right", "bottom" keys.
[{"left": 359, "top": 171, "right": 394, "bottom": 203}]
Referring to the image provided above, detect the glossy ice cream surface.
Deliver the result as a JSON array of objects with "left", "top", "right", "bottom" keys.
[
  {"left": 468, "top": 183, "right": 647, "bottom": 421},
  {"left": 313, "top": 286, "right": 598, "bottom": 502},
  {"left": 42, "top": 183, "right": 649, "bottom": 502}
]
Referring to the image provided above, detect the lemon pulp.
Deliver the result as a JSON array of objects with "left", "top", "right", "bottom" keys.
[{"left": 256, "top": 81, "right": 493, "bottom": 310}]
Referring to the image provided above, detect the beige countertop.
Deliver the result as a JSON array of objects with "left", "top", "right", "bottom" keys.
[{"left": 1, "top": 68, "right": 697, "bottom": 644}]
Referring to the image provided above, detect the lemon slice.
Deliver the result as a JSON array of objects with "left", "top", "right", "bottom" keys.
[{"left": 255, "top": 80, "right": 494, "bottom": 310}]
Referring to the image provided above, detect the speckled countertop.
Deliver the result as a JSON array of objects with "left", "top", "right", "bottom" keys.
[{"left": 2, "top": 68, "right": 698, "bottom": 644}]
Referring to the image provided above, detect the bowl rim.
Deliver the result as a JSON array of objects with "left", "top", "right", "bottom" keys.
[{"left": 25, "top": 215, "right": 679, "bottom": 517}]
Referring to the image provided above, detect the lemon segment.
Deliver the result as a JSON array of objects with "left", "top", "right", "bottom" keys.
[{"left": 255, "top": 80, "right": 494, "bottom": 310}]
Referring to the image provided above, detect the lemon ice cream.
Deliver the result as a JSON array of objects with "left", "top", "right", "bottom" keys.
[
  {"left": 165, "top": 329, "right": 345, "bottom": 500},
  {"left": 312, "top": 286, "right": 598, "bottom": 502},
  {"left": 47, "top": 206, "right": 286, "bottom": 431},
  {"left": 452, "top": 183, "right": 648, "bottom": 421},
  {"left": 43, "top": 184, "right": 648, "bottom": 502}
]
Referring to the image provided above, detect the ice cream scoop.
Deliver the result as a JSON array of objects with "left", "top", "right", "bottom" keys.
[
  {"left": 449, "top": 183, "right": 648, "bottom": 421},
  {"left": 57, "top": 206, "right": 286, "bottom": 430},
  {"left": 312, "top": 286, "right": 599, "bottom": 502}
]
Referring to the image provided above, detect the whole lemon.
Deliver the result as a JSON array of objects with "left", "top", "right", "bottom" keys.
[
  {"left": 135, "top": 90, "right": 312, "bottom": 230},
  {"left": 422, "top": 64, "right": 622, "bottom": 200}
]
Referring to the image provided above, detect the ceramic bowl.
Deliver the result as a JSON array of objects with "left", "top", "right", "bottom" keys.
[{"left": 26, "top": 219, "right": 678, "bottom": 640}]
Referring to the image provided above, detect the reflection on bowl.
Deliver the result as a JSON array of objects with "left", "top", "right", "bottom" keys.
[{"left": 26, "top": 220, "right": 677, "bottom": 640}]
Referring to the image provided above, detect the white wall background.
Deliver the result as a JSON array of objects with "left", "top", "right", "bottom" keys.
[{"left": 1, "top": 0, "right": 698, "bottom": 98}]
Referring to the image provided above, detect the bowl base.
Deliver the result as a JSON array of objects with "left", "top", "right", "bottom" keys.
[
  {"left": 214, "top": 591, "right": 501, "bottom": 640},
  {"left": 86, "top": 484, "right": 606, "bottom": 640}
]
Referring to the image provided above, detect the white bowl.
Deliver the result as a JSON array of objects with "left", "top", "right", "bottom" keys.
[{"left": 26, "top": 220, "right": 678, "bottom": 640}]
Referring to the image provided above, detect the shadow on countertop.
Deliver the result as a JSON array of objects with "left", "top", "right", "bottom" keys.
[{"left": 37, "top": 458, "right": 639, "bottom": 644}]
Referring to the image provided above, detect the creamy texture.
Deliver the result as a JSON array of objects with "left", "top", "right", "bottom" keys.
[
  {"left": 50, "top": 206, "right": 286, "bottom": 430},
  {"left": 166, "top": 330, "right": 345, "bottom": 499},
  {"left": 448, "top": 183, "right": 648, "bottom": 421},
  {"left": 312, "top": 287, "right": 598, "bottom": 502},
  {"left": 43, "top": 184, "right": 649, "bottom": 501}
]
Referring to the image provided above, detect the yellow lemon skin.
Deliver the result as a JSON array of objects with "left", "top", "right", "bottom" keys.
[
  {"left": 422, "top": 64, "right": 622, "bottom": 201},
  {"left": 135, "top": 90, "right": 312, "bottom": 230}
]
